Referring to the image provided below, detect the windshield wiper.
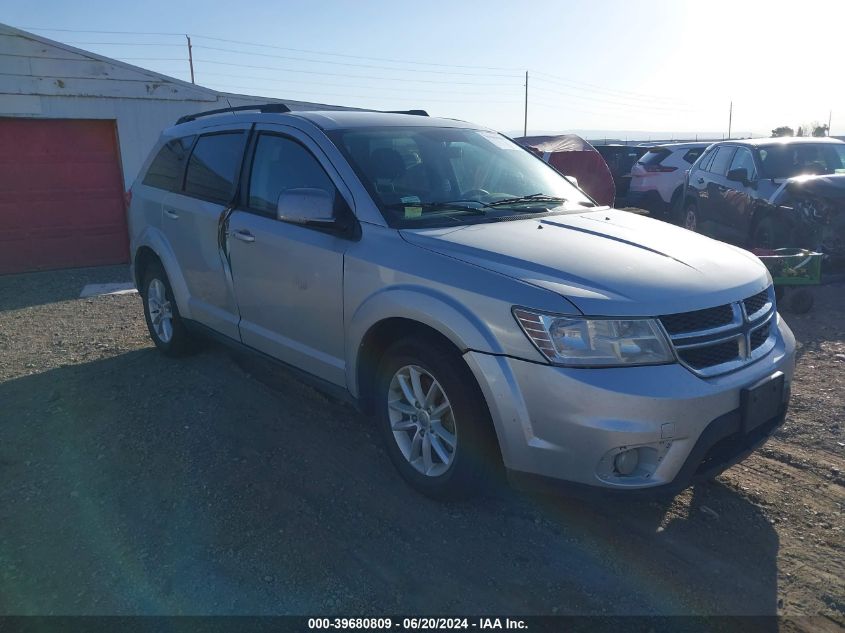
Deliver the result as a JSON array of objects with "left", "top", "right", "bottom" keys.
[
  {"left": 487, "top": 193, "right": 567, "bottom": 208},
  {"left": 384, "top": 201, "right": 489, "bottom": 216}
]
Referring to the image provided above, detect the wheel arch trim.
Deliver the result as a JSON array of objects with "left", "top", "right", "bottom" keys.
[{"left": 346, "top": 285, "right": 505, "bottom": 398}]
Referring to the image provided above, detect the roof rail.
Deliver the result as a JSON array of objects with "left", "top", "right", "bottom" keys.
[
  {"left": 385, "top": 110, "right": 429, "bottom": 117},
  {"left": 175, "top": 103, "right": 291, "bottom": 125}
]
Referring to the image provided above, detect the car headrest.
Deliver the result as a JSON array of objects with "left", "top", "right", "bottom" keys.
[{"left": 368, "top": 148, "right": 406, "bottom": 181}]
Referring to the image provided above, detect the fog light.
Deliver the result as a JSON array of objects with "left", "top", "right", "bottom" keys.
[{"left": 614, "top": 449, "right": 639, "bottom": 476}]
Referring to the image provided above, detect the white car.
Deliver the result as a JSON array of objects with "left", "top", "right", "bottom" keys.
[{"left": 628, "top": 142, "right": 710, "bottom": 221}]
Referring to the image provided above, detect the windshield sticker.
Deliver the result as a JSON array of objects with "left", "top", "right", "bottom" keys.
[
  {"left": 404, "top": 206, "right": 423, "bottom": 218},
  {"left": 479, "top": 131, "right": 519, "bottom": 150}
]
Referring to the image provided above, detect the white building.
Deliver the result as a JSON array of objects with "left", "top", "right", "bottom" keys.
[{"left": 0, "top": 23, "right": 350, "bottom": 274}]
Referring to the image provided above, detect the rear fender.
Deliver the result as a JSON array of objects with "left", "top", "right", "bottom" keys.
[{"left": 133, "top": 226, "right": 191, "bottom": 319}]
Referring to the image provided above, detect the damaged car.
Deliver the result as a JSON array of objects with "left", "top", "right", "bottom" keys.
[{"left": 681, "top": 137, "right": 845, "bottom": 268}]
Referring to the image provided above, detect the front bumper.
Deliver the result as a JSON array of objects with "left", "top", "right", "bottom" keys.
[{"left": 463, "top": 315, "right": 796, "bottom": 493}]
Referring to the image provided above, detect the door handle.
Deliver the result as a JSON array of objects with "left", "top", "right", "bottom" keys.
[
  {"left": 164, "top": 207, "right": 179, "bottom": 219},
  {"left": 231, "top": 230, "right": 255, "bottom": 243}
]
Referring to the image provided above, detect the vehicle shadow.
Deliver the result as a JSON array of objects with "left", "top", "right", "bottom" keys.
[
  {"left": 0, "top": 265, "right": 131, "bottom": 311},
  {"left": 0, "top": 346, "right": 779, "bottom": 619}
]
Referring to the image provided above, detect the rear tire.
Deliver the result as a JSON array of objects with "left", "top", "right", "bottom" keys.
[
  {"left": 373, "top": 338, "right": 501, "bottom": 500},
  {"left": 141, "top": 261, "right": 191, "bottom": 356},
  {"left": 682, "top": 200, "right": 699, "bottom": 232},
  {"left": 669, "top": 189, "right": 684, "bottom": 224}
]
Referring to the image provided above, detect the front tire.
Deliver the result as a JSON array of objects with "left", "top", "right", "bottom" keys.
[
  {"left": 374, "top": 338, "right": 501, "bottom": 500},
  {"left": 749, "top": 216, "right": 781, "bottom": 250},
  {"left": 141, "top": 261, "right": 191, "bottom": 356}
]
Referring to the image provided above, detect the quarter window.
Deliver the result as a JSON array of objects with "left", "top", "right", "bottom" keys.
[
  {"left": 696, "top": 147, "right": 716, "bottom": 172},
  {"left": 682, "top": 148, "right": 704, "bottom": 164},
  {"left": 142, "top": 136, "right": 195, "bottom": 191},
  {"left": 184, "top": 132, "right": 246, "bottom": 204},
  {"left": 248, "top": 134, "right": 336, "bottom": 214}
]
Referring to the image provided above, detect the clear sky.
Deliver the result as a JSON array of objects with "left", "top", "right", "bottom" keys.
[{"left": 4, "top": 0, "right": 843, "bottom": 137}]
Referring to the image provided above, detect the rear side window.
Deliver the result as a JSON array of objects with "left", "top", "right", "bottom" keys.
[
  {"left": 639, "top": 148, "right": 670, "bottom": 166},
  {"left": 142, "top": 136, "right": 195, "bottom": 191},
  {"left": 185, "top": 132, "right": 246, "bottom": 204},
  {"left": 248, "top": 134, "right": 336, "bottom": 214},
  {"left": 682, "top": 148, "right": 704, "bottom": 164},
  {"left": 708, "top": 146, "right": 736, "bottom": 176}
]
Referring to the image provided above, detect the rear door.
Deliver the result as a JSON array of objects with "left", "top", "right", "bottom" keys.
[
  {"left": 160, "top": 126, "right": 248, "bottom": 339},
  {"left": 226, "top": 124, "right": 355, "bottom": 386}
]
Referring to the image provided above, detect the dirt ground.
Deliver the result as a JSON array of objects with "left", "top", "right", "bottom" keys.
[{"left": 0, "top": 266, "right": 842, "bottom": 624}]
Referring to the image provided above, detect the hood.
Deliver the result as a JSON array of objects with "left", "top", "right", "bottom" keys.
[
  {"left": 400, "top": 209, "right": 770, "bottom": 317},
  {"left": 782, "top": 173, "right": 845, "bottom": 199}
]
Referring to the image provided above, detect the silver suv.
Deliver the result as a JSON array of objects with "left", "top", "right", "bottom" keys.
[{"left": 128, "top": 106, "right": 796, "bottom": 499}]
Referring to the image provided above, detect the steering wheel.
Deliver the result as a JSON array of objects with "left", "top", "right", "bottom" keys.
[{"left": 460, "top": 189, "right": 491, "bottom": 200}]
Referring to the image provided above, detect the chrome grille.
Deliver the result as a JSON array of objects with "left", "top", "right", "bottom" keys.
[{"left": 660, "top": 286, "right": 777, "bottom": 377}]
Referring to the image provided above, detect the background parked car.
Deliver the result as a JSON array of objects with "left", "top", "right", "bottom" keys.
[
  {"left": 628, "top": 142, "right": 709, "bottom": 220},
  {"left": 681, "top": 137, "right": 845, "bottom": 265},
  {"left": 594, "top": 144, "right": 649, "bottom": 204}
]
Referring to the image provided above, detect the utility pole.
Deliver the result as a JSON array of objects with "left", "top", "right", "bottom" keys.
[
  {"left": 727, "top": 101, "right": 733, "bottom": 140},
  {"left": 523, "top": 71, "right": 528, "bottom": 137},
  {"left": 186, "top": 35, "right": 195, "bottom": 84},
  {"left": 828, "top": 110, "right": 833, "bottom": 136}
]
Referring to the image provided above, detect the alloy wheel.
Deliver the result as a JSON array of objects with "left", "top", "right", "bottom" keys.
[
  {"left": 684, "top": 207, "right": 697, "bottom": 232},
  {"left": 387, "top": 365, "right": 457, "bottom": 477},
  {"left": 147, "top": 278, "right": 174, "bottom": 343}
]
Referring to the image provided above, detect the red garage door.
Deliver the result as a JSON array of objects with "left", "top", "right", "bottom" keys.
[{"left": 0, "top": 118, "right": 129, "bottom": 275}]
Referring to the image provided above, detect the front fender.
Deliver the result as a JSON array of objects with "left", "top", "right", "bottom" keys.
[
  {"left": 132, "top": 226, "right": 192, "bottom": 319},
  {"left": 345, "top": 284, "right": 524, "bottom": 397}
]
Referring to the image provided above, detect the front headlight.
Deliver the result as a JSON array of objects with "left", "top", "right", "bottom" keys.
[{"left": 513, "top": 308, "right": 675, "bottom": 367}]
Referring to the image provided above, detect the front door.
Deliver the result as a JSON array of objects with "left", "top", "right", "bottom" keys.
[
  {"left": 700, "top": 145, "right": 736, "bottom": 239},
  {"left": 717, "top": 146, "right": 759, "bottom": 244},
  {"left": 226, "top": 126, "right": 354, "bottom": 386}
]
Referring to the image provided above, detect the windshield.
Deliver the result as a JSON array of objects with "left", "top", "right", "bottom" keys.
[
  {"left": 327, "top": 126, "right": 593, "bottom": 227},
  {"left": 758, "top": 143, "right": 845, "bottom": 179}
]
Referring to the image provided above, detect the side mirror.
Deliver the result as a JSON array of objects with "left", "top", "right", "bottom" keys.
[
  {"left": 277, "top": 188, "right": 336, "bottom": 226},
  {"left": 727, "top": 167, "right": 749, "bottom": 185}
]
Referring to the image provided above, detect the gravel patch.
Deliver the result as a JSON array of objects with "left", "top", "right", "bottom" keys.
[{"left": 0, "top": 266, "right": 842, "bottom": 621}]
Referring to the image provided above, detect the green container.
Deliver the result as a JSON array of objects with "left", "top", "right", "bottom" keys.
[{"left": 756, "top": 248, "right": 822, "bottom": 286}]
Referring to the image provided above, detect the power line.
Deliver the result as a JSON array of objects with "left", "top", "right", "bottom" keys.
[
  {"left": 195, "top": 71, "right": 521, "bottom": 95},
  {"left": 191, "top": 34, "right": 522, "bottom": 72},
  {"left": 200, "top": 81, "right": 521, "bottom": 104},
  {"left": 191, "top": 44, "right": 522, "bottom": 78},
  {"left": 21, "top": 24, "right": 719, "bottom": 119},
  {"left": 20, "top": 26, "right": 522, "bottom": 73},
  {"left": 530, "top": 69, "right": 688, "bottom": 104},
  {"left": 531, "top": 83, "right": 704, "bottom": 113},
  {"left": 192, "top": 59, "right": 515, "bottom": 86},
  {"left": 55, "top": 41, "right": 186, "bottom": 47}
]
